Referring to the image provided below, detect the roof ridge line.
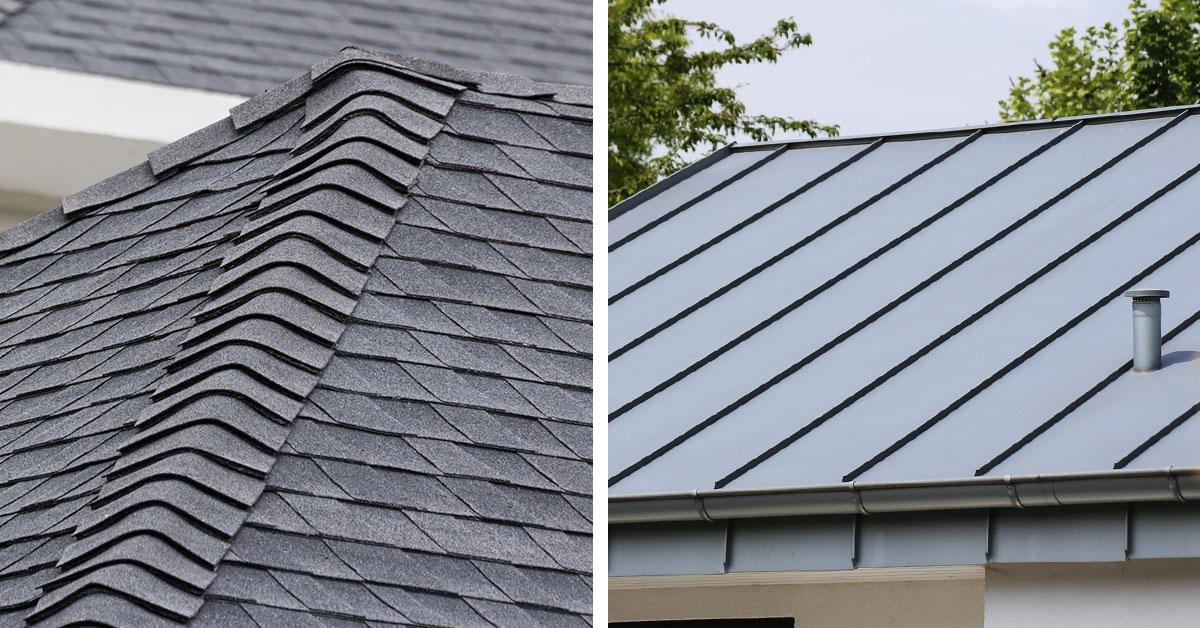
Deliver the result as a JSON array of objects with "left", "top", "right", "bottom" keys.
[
  {"left": 26, "top": 53, "right": 469, "bottom": 626},
  {"left": 0, "top": 49, "right": 592, "bottom": 259}
]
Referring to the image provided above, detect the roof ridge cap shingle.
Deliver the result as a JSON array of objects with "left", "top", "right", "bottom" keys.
[
  {"left": 50, "top": 47, "right": 593, "bottom": 222},
  {"left": 315, "top": 46, "right": 592, "bottom": 104},
  {"left": 0, "top": 0, "right": 33, "bottom": 26},
  {"left": 25, "top": 49, "right": 468, "bottom": 625}
]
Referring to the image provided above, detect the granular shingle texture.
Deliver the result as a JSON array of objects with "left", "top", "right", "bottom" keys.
[
  {"left": 0, "top": 0, "right": 591, "bottom": 93},
  {"left": 609, "top": 107, "right": 1200, "bottom": 496},
  {"left": 0, "top": 46, "right": 591, "bottom": 626}
]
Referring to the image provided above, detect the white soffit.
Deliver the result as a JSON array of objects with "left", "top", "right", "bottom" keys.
[{"left": 0, "top": 60, "right": 245, "bottom": 205}]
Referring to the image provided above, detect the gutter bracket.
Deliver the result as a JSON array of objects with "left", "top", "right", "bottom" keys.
[
  {"left": 1004, "top": 475, "right": 1026, "bottom": 509},
  {"left": 849, "top": 481, "right": 870, "bottom": 515},
  {"left": 1168, "top": 467, "right": 1186, "bottom": 502},
  {"left": 693, "top": 490, "right": 713, "bottom": 522}
]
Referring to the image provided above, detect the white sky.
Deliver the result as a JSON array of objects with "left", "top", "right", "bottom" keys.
[{"left": 660, "top": 0, "right": 1147, "bottom": 138}]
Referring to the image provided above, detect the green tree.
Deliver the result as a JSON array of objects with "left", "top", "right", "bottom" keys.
[
  {"left": 609, "top": 0, "right": 837, "bottom": 205},
  {"left": 1000, "top": 0, "right": 1200, "bottom": 122}
]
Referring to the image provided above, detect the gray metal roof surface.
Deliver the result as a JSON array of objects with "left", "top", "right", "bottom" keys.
[
  {"left": 609, "top": 107, "right": 1200, "bottom": 496},
  {"left": 0, "top": 0, "right": 590, "bottom": 94},
  {"left": 0, "top": 48, "right": 591, "bottom": 625}
]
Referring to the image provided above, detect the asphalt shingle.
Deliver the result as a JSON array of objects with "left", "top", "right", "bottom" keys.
[{"left": 0, "top": 46, "right": 591, "bottom": 625}]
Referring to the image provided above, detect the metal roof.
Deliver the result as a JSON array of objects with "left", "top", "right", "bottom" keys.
[
  {"left": 0, "top": 48, "right": 591, "bottom": 625},
  {"left": 0, "top": 0, "right": 591, "bottom": 94},
  {"left": 609, "top": 105, "right": 1200, "bottom": 497}
]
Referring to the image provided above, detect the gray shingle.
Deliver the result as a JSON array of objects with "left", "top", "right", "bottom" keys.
[
  {"left": 272, "top": 570, "right": 407, "bottom": 622},
  {"left": 402, "top": 363, "right": 542, "bottom": 416},
  {"left": 473, "top": 560, "right": 590, "bottom": 614},
  {"left": 408, "top": 438, "right": 559, "bottom": 492},
  {"left": 505, "top": 345, "right": 591, "bottom": 387},
  {"left": 319, "top": 355, "right": 438, "bottom": 401},
  {"left": 446, "top": 105, "right": 553, "bottom": 150},
  {"left": 334, "top": 323, "right": 440, "bottom": 366},
  {"left": 407, "top": 510, "right": 557, "bottom": 568},
  {"left": 352, "top": 293, "right": 465, "bottom": 334},
  {"left": 314, "top": 458, "right": 473, "bottom": 515},
  {"left": 499, "top": 144, "right": 590, "bottom": 187},
  {"left": 327, "top": 538, "right": 507, "bottom": 601},
  {"left": 414, "top": 167, "right": 517, "bottom": 211},
  {"left": 442, "top": 477, "right": 590, "bottom": 533},
  {"left": 266, "top": 455, "right": 351, "bottom": 500},
  {"left": 527, "top": 527, "right": 590, "bottom": 573},
  {"left": 231, "top": 527, "right": 359, "bottom": 580},
  {"left": 244, "top": 492, "right": 317, "bottom": 534},
  {"left": 207, "top": 563, "right": 305, "bottom": 609},
  {"left": 435, "top": 405, "right": 573, "bottom": 457},
  {"left": 493, "top": 170, "right": 591, "bottom": 220},
  {"left": 430, "top": 133, "right": 525, "bottom": 176},
  {"left": 436, "top": 302, "right": 573, "bottom": 352},
  {"left": 468, "top": 598, "right": 591, "bottom": 628},
  {"left": 307, "top": 387, "right": 462, "bottom": 441},
  {"left": 190, "top": 599, "right": 259, "bottom": 626},
  {"left": 0, "top": 46, "right": 590, "bottom": 625},
  {"left": 520, "top": 113, "right": 592, "bottom": 155},
  {"left": 412, "top": 331, "right": 536, "bottom": 380},
  {"left": 285, "top": 419, "right": 438, "bottom": 475},
  {"left": 278, "top": 492, "right": 440, "bottom": 551},
  {"left": 239, "top": 601, "right": 364, "bottom": 628},
  {"left": 418, "top": 196, "right": 579, "bottom": 252},
  {"left": 511, "top": 277, "right": 590, "bottom": 320},
  {"left": 385, "top": 224, "right": 524, "bottom": 277},
  {"left": 368, "top": 584, "right": 490, "bottom": 627},
  {"left": 494, "top": 242, "right": 590, "bottom": 287}
]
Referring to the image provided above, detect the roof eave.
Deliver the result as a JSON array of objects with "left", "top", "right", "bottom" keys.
[{"left": 608, "top": 467, "right": 1200, "bottom": 524}]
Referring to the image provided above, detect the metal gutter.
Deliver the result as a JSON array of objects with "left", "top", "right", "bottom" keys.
[{"left": 608, "top": 467, "right": 1200, "bottom": 524}]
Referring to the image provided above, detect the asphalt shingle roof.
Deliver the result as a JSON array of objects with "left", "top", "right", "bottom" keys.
[
  {"left": 0, "top": 0, "right": 591, "bottom": 94},
  {"left": 609, "top": 107, "right": 1200, "bottom": 496},
  {"left": 0, "top": 47, "right": 591, "bottom": 625}
]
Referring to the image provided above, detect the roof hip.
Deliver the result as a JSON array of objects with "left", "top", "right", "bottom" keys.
[{"left": 25, "top": 51, "right": 465, "bottom": 625}]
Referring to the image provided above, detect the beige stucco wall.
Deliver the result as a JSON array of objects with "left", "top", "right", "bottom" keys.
[
  {"left": 612, "top": 559, "right": 1200, "bottom": 627},
  {"left": 611, "top": 572, "right": 985, "bottom": 628},
  {"left": 0, "top": 190, "right": 57, "bottom": 229},
  {"left": 984, "top": 559, "right": 1200, "bottom": 628}
]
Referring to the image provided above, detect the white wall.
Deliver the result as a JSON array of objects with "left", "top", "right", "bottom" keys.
[
  {"left": 985, "top": 559, "right": 1200, "bottom": 628},
  {"left": 0, "top": 189, "right": 57, "bottom": 228},
  {"left": 0, "top": 60, "right": 244, "bottom": 227}
]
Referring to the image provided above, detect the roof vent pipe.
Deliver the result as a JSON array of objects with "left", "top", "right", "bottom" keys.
[{"left": 1124, "top": 290, "right": 1169, "bottom": 372}]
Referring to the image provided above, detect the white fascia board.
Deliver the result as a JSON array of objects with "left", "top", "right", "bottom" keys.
[
  {"left": 610, "top": 565, "right": 985, "bottom": 590},
  {"left": 0, "top": 60, "right": 245, "bottom": 202}
]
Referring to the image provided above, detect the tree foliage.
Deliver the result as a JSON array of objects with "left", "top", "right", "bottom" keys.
[
  {"left": 1000, "top": 0, "right": 1200, "bottom": 121},
  {"left": 609, "top": 0, "right": 837, "bottom": 204}
]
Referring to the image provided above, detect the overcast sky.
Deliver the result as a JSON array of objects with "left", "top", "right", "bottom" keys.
[{"left": 661, "top": 0, "right": 1146, "bottom": 138}]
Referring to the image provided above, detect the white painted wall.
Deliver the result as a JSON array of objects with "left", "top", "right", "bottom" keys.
[
  {"left": 0, "top": 60, "right": 245, "bottom": 226},
  {"left": 985, "top": 560, "right": 1200, "bottom": 627}
]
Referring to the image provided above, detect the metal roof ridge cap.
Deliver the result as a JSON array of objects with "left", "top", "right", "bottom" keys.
[
  {"left": 733, "top": 103, "right": 1200, "bottom": 152},
  {"left": 609, "top": 468, "right": 1200, "bottom": 523}
]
